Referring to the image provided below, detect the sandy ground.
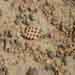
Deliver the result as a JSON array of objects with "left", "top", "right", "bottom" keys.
[{"left": 0, "top": 0, "right": 75, "bottom": 75}]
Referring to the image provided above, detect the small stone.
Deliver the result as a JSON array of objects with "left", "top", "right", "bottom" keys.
[
  {"left": 46, "top": 59, "right": 54, "bottom": 64},
  {"left": 26, "top": 67, "right": 38, "bottom": 75},
  {"left": 0, "top": 64, "right": 8, "bottom": 75}
]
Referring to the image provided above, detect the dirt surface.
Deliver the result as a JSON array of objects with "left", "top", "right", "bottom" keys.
[{"left": 0, "top": 0, "right": 75, "bottom": 75}]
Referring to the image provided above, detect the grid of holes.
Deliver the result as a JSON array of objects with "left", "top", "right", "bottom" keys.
[{"left": 24, "top": 26, "right": 40, "bottom": 40}]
